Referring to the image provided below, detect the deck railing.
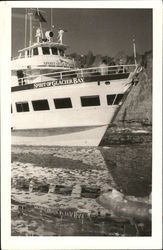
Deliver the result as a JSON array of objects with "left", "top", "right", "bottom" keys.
[
  {"left": 11, "top": 55, "right": 74, "bottom": 62},
  {"left": 12, "top": 64, "right": 137, "bottom": 86},
  {"left": 11, "top": 55, "right": 27, "bottom": 60}
]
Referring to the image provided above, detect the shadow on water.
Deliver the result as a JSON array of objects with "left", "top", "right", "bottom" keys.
[{"left": 100, "top": 144, "right": 152, "bottom": 197}]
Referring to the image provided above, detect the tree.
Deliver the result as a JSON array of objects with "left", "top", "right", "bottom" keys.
[
  {"left": 85, "top": 50, "right": 95, "bottom": 67},
  {"left": 114, "top": 51, "right": 127, "bottom": 65}
]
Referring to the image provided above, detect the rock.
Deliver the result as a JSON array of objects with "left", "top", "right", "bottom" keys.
[
  {"left": 101, "top": 183, "right": 112, "bottom": 193},
  {"left": 71, "top": 184, "right": 81, "bottom": 198},
  {"left": 48, "top": 183, "right": 56, "bottom": 193},
  {"left": 29, "top": 180, "right": 34, "bottom": 192}
]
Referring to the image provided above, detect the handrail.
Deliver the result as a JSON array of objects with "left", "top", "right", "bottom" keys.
[
  {"left": 11, "top": 55, "right": 75, "bottom": 68},
  {"left": 12, "top": 64, "right": 137, "bottom": 86}
]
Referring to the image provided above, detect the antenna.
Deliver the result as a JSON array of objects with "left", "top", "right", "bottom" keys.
[{"left": 133, "top": 35, "right": 137, "bottom": 65}]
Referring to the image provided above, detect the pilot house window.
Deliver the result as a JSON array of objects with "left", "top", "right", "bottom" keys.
[
  {"left": 81, "top": 96, "right": 100, "bottom": 107},
  {"left": 54, "top": 98, "right": 72, "bottom": 109},
  {"left": 51, "top": 47, "right": 58, "bottom": 55},
  {"left": 32, "top": 99, "right": 50, "bottom": 111},
  {"left": 33, "top": 47, "right": 39, "bottom": 56},
  {"left": 59, "top": 49, "right": 64, "bottom": 56},
  {"left": 16, "top": 102, "right": 29, "bottom": 112},
  {"left": 42, "top": 47, "right": 50, "bottom": 55}
]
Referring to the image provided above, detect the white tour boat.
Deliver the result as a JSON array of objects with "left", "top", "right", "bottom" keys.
[{"left": 11, "top": 9, "right": 140, "bottom": 146}]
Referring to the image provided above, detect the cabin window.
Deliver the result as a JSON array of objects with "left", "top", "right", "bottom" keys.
[
  {"left": 33, "top": 47, "right": 39, "bottom": 56},
  {"left": 42, "top": 47, "right": 50, "bottom": 55},
  {"left": 17, "top": 70, "right": 25, "bottom": 85},
  {"left": 51, "top": 47, "right": 58, "bottom": 55},
  {"left": 114, "top": 94, "right": 124, "bottom": 105},
  {"left": 81, "top": 95, "right": 100, "bottom": 107},
  {"left": 106, "top": 94, "right": 116, "bottom": 105},
  {"left": 32, "top": 99, "right": 50, "bottom": 111},
  {"left": 59, "top": 49, "right": 64, "bottom": 56},
  {"left": 16, "top": 102, "right": 29, "bottom": 112},
  {"left": 54, "top": 98, "right": 72, "bottom": 109},
  {"left": 11, "top": 105, "right": 13, "bottom": 113}
]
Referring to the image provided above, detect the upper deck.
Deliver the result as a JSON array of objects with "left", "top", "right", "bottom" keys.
[{"left": 12, "top": 41, "right": 68, "bottom": 60}]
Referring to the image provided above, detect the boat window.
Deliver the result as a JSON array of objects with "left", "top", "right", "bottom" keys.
[
  {"left": 59, "top": 49, "right": 64, "bottom": 56},
  {"left": 32, "top": 99, "right": 50, "bottom": 111},
  {"left": 81, "top": 95, "right": 100, "bottom": 107},
  {"left": 42, "top": 47, "right": 50, "bottom": 55},
  {"left": 16, "top": 70, "right": 25, "bottom": 85},
  {"left": 51, "top": 47, "right": 58, "bottom": 55},
  {"left": 16, "top": 102, "right": 29, "bottom": 112},
  {"left": 106, "top": 94, "right": 116, "bottom": 105},
  {"left": 11, "top": 105, "right": 13, "bottom": 113},
  {"left": 54, "top": 98, "right": 72, "bottom": 109},
  {"left": 114, "top": 94, "right": 124, "bottom": 105},
  {"left": 33, "top": 47, "right": 39, "bottom": 56}
]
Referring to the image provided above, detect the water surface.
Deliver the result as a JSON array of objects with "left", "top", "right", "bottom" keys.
[{"left": 11, "top": 138, "right": 152, "bottom": 236}]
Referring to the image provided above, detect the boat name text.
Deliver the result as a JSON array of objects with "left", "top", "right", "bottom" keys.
[
  {"left": 34, "top": 78, "right": 84, "bottom": 88},
  {"left": 44, "top": 60, "right": 73, "bottom": 67}
]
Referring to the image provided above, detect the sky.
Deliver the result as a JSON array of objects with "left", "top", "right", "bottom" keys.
[{"left": 12, "top": 8, "right": 152, "bottom": 58}]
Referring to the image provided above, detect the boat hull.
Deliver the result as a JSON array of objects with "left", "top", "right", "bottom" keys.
[
  {"left": 11, "top": 74, "right": 134, "bottom": 146},
  {"left": 11, "top": 125, "right": 108, "bottom": 146}
]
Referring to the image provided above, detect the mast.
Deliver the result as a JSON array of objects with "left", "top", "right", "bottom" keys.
[
  {"left": 133, "top": 36, "right": 137, "bottom": 65},
  {"left": 39, "top": 22, "right": 43, "bottom": 39},
  {"left": 24, "top": 9, "right": 27, "bottom": 48},
  {"left": 28, "top": 11, "right": 33, "bottom": 47},
  {"left": 51, "top": 9, "right": 53, "bottom": 28}
]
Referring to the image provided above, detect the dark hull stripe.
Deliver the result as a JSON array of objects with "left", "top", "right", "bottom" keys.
[
  {"left": 11, "top": 125, "right": 103, "bottom": 137},
  {"left": 11, "top": 73, "right": 129, "bottom": 92}
]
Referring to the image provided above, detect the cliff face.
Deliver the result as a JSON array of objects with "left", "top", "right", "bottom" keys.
[{"left": 114, "top": 51, "right": 152, "bottom": 126}]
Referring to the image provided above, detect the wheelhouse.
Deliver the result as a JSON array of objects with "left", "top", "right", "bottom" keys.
[{"left": 15, "top": 42, "right": 67, "bottom": 59}]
